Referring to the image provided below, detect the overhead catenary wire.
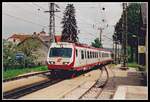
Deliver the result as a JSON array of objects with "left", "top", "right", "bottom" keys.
[
  {"left": 55, "top": 14, "right": 114, "bottom": 43},
  {"left": 3, "top": 9, "right": 113, "bottom": 44},
  {"left": 3, "top": 3, "right": 113, "bottom": 47},
  {"left": 5, "top": 3, "right": 49, "bottom": 23},
  {"left": 3, "top": 12, "right": 48, "bottom": 28},
  {"left": 32, "top": 2, "right": 47, "bottom": 11}
]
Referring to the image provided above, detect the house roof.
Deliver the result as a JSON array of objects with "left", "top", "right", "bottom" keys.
[
  {"left": 7, "top": 34, "right": 31, "bottom": 42},
  {"left": 17, "top": 36, "right": 49, "bottom": 48},
  {"left": 7, "top": 33, "right": 62, "bottom": 47}
]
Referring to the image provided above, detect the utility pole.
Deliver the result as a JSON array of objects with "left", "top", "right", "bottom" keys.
[
  {"left": 114, "top": 41, "right": 117, "bottom": 64},
  {"left": 98, "top": 6, "right": 105, "bottom": 48},
  {"left": 98, "top": 27, "right": 103, "bottom": 47},
  {"left": 44, "top": 3, "right": 60, "bottom": 43},
  {"left": 121, "top": 3, "right": 128, "bottom": 69}
]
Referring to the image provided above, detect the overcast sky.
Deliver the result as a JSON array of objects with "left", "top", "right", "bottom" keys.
[{"left": 2, "top": 2, "right": 123, "bottom": 48}]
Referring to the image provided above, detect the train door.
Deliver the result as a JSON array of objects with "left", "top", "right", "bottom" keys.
[
  {"left": 79, "top": 49, "right": 85, "bottom": 67},
  {"left": 99, "top": 51, "right": 101, "bottom": 63},
  {"left": 75, "top": 48, "right": 80, "bottom": 66},
  {"left": 84, "top": 49, "right": 87, "bottom": 65}
]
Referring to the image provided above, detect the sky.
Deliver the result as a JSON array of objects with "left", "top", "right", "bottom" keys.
[{"left": 2, "top": 2, "right": 123, "bottom": 48}]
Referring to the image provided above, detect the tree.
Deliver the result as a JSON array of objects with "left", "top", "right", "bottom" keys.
[
  {"left": 17, "top": 36, "right": 43, "bottom": 67},
  {"left": 61, "top": 4, "right": 78, "bottom": 42},
  {"left": 3, "top": 39, "right": 17, "bottom": 70},
  {"left": 91, "top": 38, "right": 103, "bottom": 48},
  {"left": 113, "top": 3, "right": 142, "bottom": 63}
]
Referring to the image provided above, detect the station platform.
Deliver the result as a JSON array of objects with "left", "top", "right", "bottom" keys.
[{"left": 113, "top": 85, "right": 148, "bottom": 100}]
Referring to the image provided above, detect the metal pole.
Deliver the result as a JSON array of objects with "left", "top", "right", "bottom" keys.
[
  {"left": 44, "top": 3, "right": 60, "bottom": 43},
  {"left": 121, "top": 3, "right": 128, "bottom": 69},
  {"left": 125, "top": 3, "right": 128, "bottom": 67},
  {"left": 113, "top": 40, "right": 115, "bottom": 63},
  {"left": 115, "top": 41, "right": 117, "bottom": 64}
]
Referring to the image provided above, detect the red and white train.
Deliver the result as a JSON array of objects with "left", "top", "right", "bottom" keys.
[{"left": 47, "top": 42, "right": 113, "bottom": 75}]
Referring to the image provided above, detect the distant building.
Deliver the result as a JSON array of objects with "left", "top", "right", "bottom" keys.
[
  {"left": 17, "top": 35, "right": 49, "bottom": 65},
  {"left": 32, "top": 31, "right": 51, "bottom": 47},
  {"left": 7, "top": 30, "right": 62, "bottom": 65},
  {"left": 7, "top": 34, "right": 31, "bottom": 44}
]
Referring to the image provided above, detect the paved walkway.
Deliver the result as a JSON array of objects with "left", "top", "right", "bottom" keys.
[{"left": 97, "top": 64, "right": 148, "bottom": 100}]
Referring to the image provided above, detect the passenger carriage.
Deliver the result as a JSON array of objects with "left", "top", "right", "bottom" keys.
[{"left": 47, "top": 42, "right": 113, "bottom": 77}]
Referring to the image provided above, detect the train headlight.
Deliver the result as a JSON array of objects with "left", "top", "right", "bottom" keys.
[
  {"left": 63, "top": 62, "right": 69, "bottom": 65},
  {"left": 49, "top": 61, "right": 55, "bottom": 64}
]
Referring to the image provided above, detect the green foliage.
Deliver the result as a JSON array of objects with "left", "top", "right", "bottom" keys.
[
  {"left": 61, "top": 4, "right": 78, "bottom": 42},
  {"left": 3, "top": 39, "right": 17, "bottom": 70},
  {"left": 3, "top": 37, "right": 43, "bottom": 71},
  {"left": 114, "top": 3, "right": 141, "bottom": 46},
  {"left": 127, "top": 62, "right": 139, "bottom": 68},
  {"left": 113, "top": 3, "right": 142, "bottom": 63},
  {"left": 3, "top": 66, "right": 48, "bottom": 79},
  {"left": 91, "top": 38, "right": 103, "bottom": 48},
  {"left": 17, "top": 37, "right": 42, "bottom": 66}
]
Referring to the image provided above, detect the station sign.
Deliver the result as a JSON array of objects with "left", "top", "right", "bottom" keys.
[{"left": 138, "top": 46, "right": 146, "bottom": 53}]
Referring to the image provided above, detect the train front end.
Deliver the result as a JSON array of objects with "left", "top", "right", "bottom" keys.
[{"left": 47, "top": 42, "right": 75, "bottom": 71}]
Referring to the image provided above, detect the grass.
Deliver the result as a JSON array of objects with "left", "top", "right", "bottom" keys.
[
  {"left": 127, "top": 62, "right": 139, "bottom": 68},
  {"left": 3, "top": 66, "right": 48, "bottom": 80}
]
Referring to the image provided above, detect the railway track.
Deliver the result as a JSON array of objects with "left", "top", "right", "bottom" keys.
[
  {"left": 79, "top": 66, "right": 109, "bottom": 99},
  {"left": 60, "top": 65, "right": 110, "bottom": 99},
  {"left": 3, "top": 65, "right": 111, "bottom": 99},
  {"left": 3, "top": 69, "right": 94, "bottom": 99},
  {"left": 3, "top": 70, "right": 51, "bottom": 82},
  {"left": 3, "top": 78, "right": 63, "bottom": 99}
]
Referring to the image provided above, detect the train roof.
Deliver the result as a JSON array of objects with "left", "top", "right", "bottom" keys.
[
  {"left": 54, "top": 42, "right": 112, "bottom": 53},
  {"left": 74, "top": 42, "right": 112, "bottom": 53}
]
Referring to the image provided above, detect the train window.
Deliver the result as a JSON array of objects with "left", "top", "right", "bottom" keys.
[
  {"left": 92, "top": 52, "right": 94, "bottom": 58},
  {"left": 81, "top": 50, "right": 84, "bottom": 59},
  {"left": 104, "top": 53, "right": 106, "bottom": 57},
  {"left": 85, "top": 51, "right": 86, "bottom": 58},
  {"left": 76, "top": 49, "right": 78, "bottom": 57},
  {"left": 49, "top": 48, "right": 72, "bottom": 58},
  {"left": 102, "top": 53, "right": 104, "bottom": 57},
  {"left": 90, "top": 51, "right": 92, "bottom": 58},
  {"left": 99, "top": 52, "right": 101, "bottom": 57},
  {"left": 87, "top": 51, "right": 89, "bottom": 59}
]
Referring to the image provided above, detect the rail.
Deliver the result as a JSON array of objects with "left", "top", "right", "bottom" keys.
[{"left": 3, "top": 70, "right": 50, "bottom": 82}]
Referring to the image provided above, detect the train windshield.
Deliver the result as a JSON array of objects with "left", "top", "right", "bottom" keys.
[{"left": 49, "top": 48, "right": 72, "bottom": 58}]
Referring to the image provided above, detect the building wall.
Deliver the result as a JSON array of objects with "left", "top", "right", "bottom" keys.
[
  {"left": 17, "top": 37, "right": 49, "bottom": 65},
  {"left": 7, "top": 38, "right": 20, "bottom": 44}
]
